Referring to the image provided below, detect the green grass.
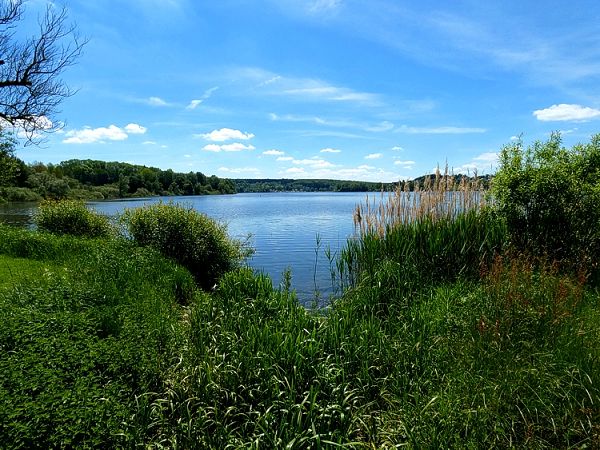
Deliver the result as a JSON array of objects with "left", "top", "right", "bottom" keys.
[{"left": 0, "top": 211, "right": 599, "bottom": 447}]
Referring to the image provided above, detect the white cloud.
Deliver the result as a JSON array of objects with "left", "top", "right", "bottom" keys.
[
  {"left": 291, "top": 157, "right": 335, "bottom": 169},
  {"left": 187, "top": 86, "right": 219, "bottom": 110},
  {"left": 394, "top": 159, "right": 416, "bottom": 168},
  {"left": 396, "top": 125, "right": 486, "bottom": 134},
  {"left": 198, "top": 127, "right": 255, "bottom": 142},
  {"left": 277, "top": 156, "right": 294, "bottom": 161},
  {"left": 124, "top": 123, "right": 147, "bottom": 134},
  {"left": 147, "top": 96, "right": 168, "bottom": 106},
  {"left": 63, "top": 125, "right": 129, "bottom": 144},
  {"left": 533, "top": 104, "right": 600, "bottom": 122},
  {"left": 286, "top": 167, "right": 306, "bottom": 174},
  {"left": 320, "top": 148, "right": 341, "bottom": 153},
  {"left": 218, "top": 166, "right": 261, "bottom": 174},
  {"left": 452, "top": 151, "right": 499, "bottom": 175},
  {"left": 8, "top": 115, "right": 53, "bottom": 140},
  {"left": 279, "top": 165, "right": 403, "bottom": 183},
  {"left": 365, "top": 121, "right": 394, "bottom": 132},
  {"left": 186, "top": 100, "right": 203, "bottom": 110},
  {"left": 392, "top": 146, "right": 404, "bottom": 151},
  {"left": 365, "top": 153, "right": 383, "bottom": 160},
  {"left": 202, "top": 143, "right": 255, "bottom": 152},
  {"left": 473, "top": 152, "right": 498, "bottom": 163},
  {"left": 238, "top": 68, "right": 379, "bottom": 105},
  {"left": 64, "top": 123, "right": 148, "bottom": 144},
  {"left": 263, "top": 149, "right": 285, "bottom": 156},
  {"left": 283, "top": 85, "right": 377, "bottom": 104}
]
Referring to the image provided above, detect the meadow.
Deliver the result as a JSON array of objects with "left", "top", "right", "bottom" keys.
[{"left": 0, "top": 135, "right": 599, "bottom": 448}]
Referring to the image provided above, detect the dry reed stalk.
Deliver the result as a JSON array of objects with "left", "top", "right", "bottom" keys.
[{"left": 353, "top": 165, "right": 488, "bottom": 236}]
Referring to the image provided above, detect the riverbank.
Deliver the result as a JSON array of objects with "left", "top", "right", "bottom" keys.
[{"left": 1, "top": 135, "right": 599, "bottom": 447}]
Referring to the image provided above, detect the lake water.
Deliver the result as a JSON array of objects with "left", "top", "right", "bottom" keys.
[{"left": 0, "top": 192, "right": 370, "bottom": 304}]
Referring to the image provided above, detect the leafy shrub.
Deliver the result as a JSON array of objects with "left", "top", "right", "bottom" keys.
[
  {"left": 34, "top": 200, "right": 114, "bottom": 238},
  {"left": 121, "top": 202, "right": 248, "bottom": 289},
  {"left": 493, "top": 133, "right": 600, "bottom": 270}
]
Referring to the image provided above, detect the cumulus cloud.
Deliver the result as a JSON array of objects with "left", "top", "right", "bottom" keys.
[
  {"left": 277, "top": 156, "right": 294, "bottom": 161},
  {"left": 263, "top": 149, "right": 285, "bottom": 156},
  {"left": 124, "top": 123, "right": 147, "bottom": 134},
  {"left": 533, "top": 104, "right": 600, "bottom": 122},
  {"left": 391, "top": 146, "right": 404, "bottom": 151},
  {"left": 8, "top": 115, "right": 54, "bottom": 140},
  {"left": 198, "top": 128, "right": 255, "bottom": 142},
  {"left": 320, "top": 148, "right": 341, "bottom": 153},
  {"left": 63, "top": 124, "right": 135, "bottom": 144},
  {"left": 394, "top": 159, "right": 416, "bottom": 168},
  {"left": 365, "top": 153, "right": 382, "bottom": 160},
  {"left": 291, "top": 157, "right": 335, "bottom": 169},
  {"left": 202, "top": 143, "right": 255, "bottom": 152}
]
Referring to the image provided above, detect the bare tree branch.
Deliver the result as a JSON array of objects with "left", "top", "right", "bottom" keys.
[{"left": 0, "top": 0, "right": 85, "bottom": 144}]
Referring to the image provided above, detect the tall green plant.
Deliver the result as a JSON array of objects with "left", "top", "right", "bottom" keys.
[
  {"left": 34, "top": 200, "right": 114, "bottom": 238},
  {"left": 493, "top": 133, "right": 600, "bottom": 270},
  {"left": 122, "top": 202, "right": 249, "bottom": 289}
]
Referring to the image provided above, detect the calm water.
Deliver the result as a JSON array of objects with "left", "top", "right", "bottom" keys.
[{"left": 0, "top": 192, "right": 369, "bottom": 303}]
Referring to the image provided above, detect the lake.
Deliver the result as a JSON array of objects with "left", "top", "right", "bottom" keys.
[{"left": 0, "top": 192, "right": 371, "bottom": 304}]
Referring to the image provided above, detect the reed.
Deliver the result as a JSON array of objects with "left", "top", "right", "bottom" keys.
[{"left": 354, "top": 166, "right": 487, "bottom": 237}]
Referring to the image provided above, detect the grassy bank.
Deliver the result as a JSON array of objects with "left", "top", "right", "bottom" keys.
[{"left": 1, "top": 136, "right": 599, "bottom": 447}]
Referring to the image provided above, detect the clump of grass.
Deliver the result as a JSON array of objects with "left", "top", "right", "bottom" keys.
[
  {"left": 354, "top": 166, "right": 487, "bottom": 237},
  {"left": 34, "top": 199, "right": 114, "bottom": 238},
  {"left": 121, "top": 202, "right": 251, "bottom": 290}
]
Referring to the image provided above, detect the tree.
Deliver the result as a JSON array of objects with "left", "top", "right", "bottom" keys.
[
  {"left": 0, "top": 0, "right": 84, "bottom": 142},
  {"left": 492, "top": 133, "right": 600, "bottom": 268},
  {"left": 0, "top": 128, "right": 18, "bottom": 185}
]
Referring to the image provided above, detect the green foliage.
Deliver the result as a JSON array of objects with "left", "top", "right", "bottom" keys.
[
  {"left": 339, "top": 209, "right": 506, "bottom": 307},
  {"left": 493, "top": 133, "right": 600, "bottom": 268},
  {"left": 0, "top": 186, "right": 42, "bottom": 202},
  {"left": 0, "top": 230, "right": 196, "bottom": 448},
  {"left": 34, "top": 200, "right": 114, "bottom": 238},
  {"left": 0, "top": 130, "right": 20, "bottom": 187},
  {"left": 122, "top": 202, "right": 247, "bottom": 289}
]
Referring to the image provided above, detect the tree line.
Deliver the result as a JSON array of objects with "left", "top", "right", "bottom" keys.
[{"left": 0, "top": 152, "right": 236, "bottom": 202}]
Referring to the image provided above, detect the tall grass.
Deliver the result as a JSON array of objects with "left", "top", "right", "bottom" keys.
[{"left": 354, "top": 167, "right": 487, "bottom": 237}]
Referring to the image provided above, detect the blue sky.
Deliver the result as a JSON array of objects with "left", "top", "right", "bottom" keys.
[{"left": 14, "top": 0, "right": 600, "bottom": 181}]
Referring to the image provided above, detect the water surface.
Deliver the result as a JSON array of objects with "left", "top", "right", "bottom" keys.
[{"left": 0, "top": 192, "right": 368, "bottom": 303}]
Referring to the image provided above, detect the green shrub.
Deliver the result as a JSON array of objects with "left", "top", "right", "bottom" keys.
[
  {"left": 493, "top": 133, "right": 600, "bottom": 270},
  {"left": 34, "top": 200, "right": 114, "bottom": 238},
  {"left": 121, "top": 202, "right": 248, "bottom": 289}
]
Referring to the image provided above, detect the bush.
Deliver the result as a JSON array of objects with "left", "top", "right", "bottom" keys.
[
  {"left": 121, "top": 202, "right": 248, "bottom": 289},
  {"left": 493, "top": 133, "right": 600, "bottom": 270},
  {"left": 34, "top": 200, "right": 114, "bottom": 238}
]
